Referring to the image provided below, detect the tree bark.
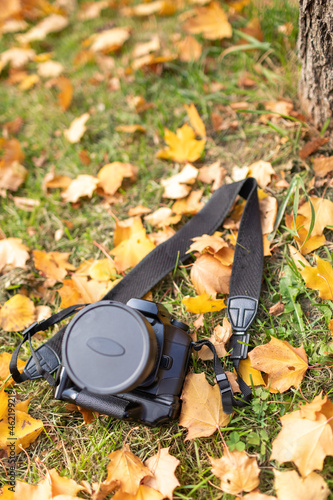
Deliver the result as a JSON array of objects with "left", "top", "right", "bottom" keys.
[{"left": 298, "top": 0, "right": 333, "bottom": 136}]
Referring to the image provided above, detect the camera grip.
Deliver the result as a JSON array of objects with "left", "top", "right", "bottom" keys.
[{"left": 64, "top": 388, "right": 142, "bottom": 420}]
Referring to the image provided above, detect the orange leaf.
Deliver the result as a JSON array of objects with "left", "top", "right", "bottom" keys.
[
  {"left": 313, "top": 156, "right": 333, "bottom": 178},
  {"left": 298, "top": 196, "right": 333, "bottom": 236},
  {"left": 144, "top": 447, "right": 180, "bottom": 500},
  {"left": 87, "top": 27, "right": 131, "bottom": 53},
  {"left": 197, "top": 318, "right": 232, "bottom": 360},
  {"left": 191, "top": 254, "right": 232, "bottom": 296},
  {"left": 210, "top": 449, "right": 260, "bottom": 495},
  {"left": 49, "top": 468, "right": 85, "bottom": 497},
  {"left": 112, "top": 485, "right": 164, "bottom": 500},
  {"left": 113, "top": 217, "right": 144, "bottom": 246},
  {"left": 183, "top": 2, "right": 232, "bottom": 40},
  {"left": 172, "top": 189, "right": 203, "bottom": 215},
  {"left": 55, "top": 76, "right": 73, "bottom": 110},
  {"left": 179, "top": 372, "right": 230, "bottom": 440},
  {"left": 97, "top": 162, "right": 137, "bottom": 196},
  {"left": 177, "top": 36, "right": 202, "bottom": 62},
  {"left": 248, "top": 160, "right": 275, "bottom": 188},
  {"left": 184, "top": 103, "right": 206, "bottom": 138},
  {"left": 0, "top": 294, "right": 35, "bottom": 332},
  {"left": 33, "top": 250, "right": 75, "bottom": 282}
]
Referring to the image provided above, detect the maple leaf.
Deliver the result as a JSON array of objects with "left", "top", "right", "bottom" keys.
[
  {"left": 271, "top": 413, "right": 333, "bottom": 477},
  {"left": 144, "top": 208, "right": 181, "bottom": 228},
  {"left": 197, "top": 318, "right": 232, "bottom": 360},
  {"left": 110, "top": 228, "right": 155, "bottom": 272},
  {"left": 187, "top": 233, "right": 229, "bottom": 255},
  {"left": 144, "top": 447, "right": 180, "bottom": 500},
  {"left": 210, "top": 449, "right": 260, "bottom": 495},
  {"left": 191, "top": 254, "right": 232, "bottom": 296},
  {"left": 17, "top": 14, "right": 69, "bottom": 44},
  {"left": 0, "top": 47, "right": 35, "bottom": 68},
  {"left": 61, "top": 174, "right": 99, "bottom": 203},
  {"left": 157, "top": 124, "right": 205, "bottom": 163},
  {"left": 97, "top": 162, "right": 138, "bottom": 196},
  {"left": 116, "top": 125, "right": 146, "bottom": 133},
  {"left": 300, "top": 256, "right": 333, "bottom": 300},
  {"left": 177, "top": 36, "right": 202, "bottom": 62},
  {"left": 0, "top": 352, "right": 25, "bottom": 388},
  {"left": 297, "top": 196, "right": 333, "bottom": 236},
  {"left": 248, "top": 160, "right": 275, "bottom": 188},
  {"left": 313, "top": 155, "right": 333, "bottom": 178},
  {"left": 105, "top": 444, "right": 152, "bottom": 495},
  {"left": 179, "top": 372, "right": 230, "bottom": 439},
  {"left": 182, "top": 293, "right": 226, "bottom": 314},
  {"left": 288, "top": 244, "right": 310, "bottom": 271},
  {"left": 38, "top": 60, "right": 64, "bottom": 78},
  {"left": 185, "top": 103, "right": 206, "bottom": 138},
  {"left": 49, "top": 468, "right": 86, "bottom": 497},
  {"left": 58, "top": 278, "right": 84, "bottom": 308},
  {"left": 87, "top": 27, "right": 131, "bottom": 53},
  {"left": 238, "top": 357, "right": 265, "bottom": 386},
  {"left": 0, "top": 388, "right": 43, "bottom": 454},
  {"left": 113, "top": 217, "right": 144, "bottom": 246},
  {"left": 285, "top": 214, "right": 325, "bottom": 255},
  {"left": 112, "top": 485, "right": 164, "bottom": 500},
  {"left": 33, "top": 250, "right": 75, "bottom": 282},
  {"left": 0, "top": 294, "right": 35, "bottom": 332},
  {"left": 298, "top": 393, "right": 333, "bottom": 428},
  {"left": 123, "top": 0, "right": 176, "bottom": 17},
  {"left": 183, "top": 2, "right": 232, "bottom": 40},
  {"left": 89, "top": 259, "right": 117, "bottom": 281},
  {"left": 248, "top": 337, "right": 308, "bottom": 393},
  {"left": 64, "top": 113, "right": 90, "bottom": 144},
  {"left": 197, "top": 161, "right": 226, "bottom": 191},
  {"left": 0, "top": 238, "right": 29, "bottom": 273},
  {"left": 161, "top": 163, "right": 199, "bottom": 199},
  {"left": 78, "top": 0, "right": 110, "bottom": 21},
  {"left": 274, "top": 470, "right": 330, "bottom": 500},
  {"left": 71, "top": 275, "right": 112, "bottom": 303}
]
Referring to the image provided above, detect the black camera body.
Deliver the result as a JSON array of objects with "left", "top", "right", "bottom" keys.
[{"left": 54, "top": 299, "right": 192, "bottom": 426}]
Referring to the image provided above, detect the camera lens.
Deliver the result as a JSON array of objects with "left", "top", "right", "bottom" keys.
[{"left": 62, "top": 301, "right": 158, "bottom": 395}]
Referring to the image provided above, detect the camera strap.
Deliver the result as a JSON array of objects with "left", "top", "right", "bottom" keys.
[{"left": 10, "top": 177, "right": 263, "bottom": 415}]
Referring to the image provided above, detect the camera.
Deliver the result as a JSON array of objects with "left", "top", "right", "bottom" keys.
[{"left": 54, "top": 298, "right": 192, "bottom": 426}]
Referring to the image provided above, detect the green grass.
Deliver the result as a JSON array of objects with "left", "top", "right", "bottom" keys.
[{"left": 1, "top": 0, "right": 333, "bottom": 498}]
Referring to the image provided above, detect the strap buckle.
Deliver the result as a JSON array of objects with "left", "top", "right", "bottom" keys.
[{"left": 229, "top": 331, "right": 250, "bottom": 360}]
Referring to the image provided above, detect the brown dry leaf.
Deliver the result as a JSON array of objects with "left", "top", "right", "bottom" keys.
[
  {"left": 150, "top": 226, "right": 175, "bottom": 246},
  {"left": 2, "top": 116, "right": 24, "bottom": 137},
  {"left": 197, "top": 161, "right": 226, "bottom": 191},
  {"left": 285, "top": 213, "right": 326, "bottom": 255},
  {"left": 78, "top": 1, "right": 110, "bottom": 21},
  {"left": 299, "top": 137, "right": 329, "bottom": 160},
  {"left": 185, "top": 104, "right": 206, "bottom": 138},
  {"left": 161, "top": 163, "right": 199, "bottom": 199},
  {"left": 177, "top": 35, "right": 202, "bottom": 62},
  {"left": 123, "top": 1, "right": 176, "bottom": 17},
  {"left": 33, "top": 250, "right": 75, "bottom": 282},
  {"left": 179, "top": 372, "right": 230, "bottom": 439},
  {"left": 127, "top": 96, "right": 154, "bottom": 113},
  {"left": 269, "top": 302, "right": 285, "bottom": 316},
  {"left": 210, "top": 449, "right": 260, "bottom": 495},
  {"left": 66, "top": 403, "right": 98, "bottom": 424},
  {"left": 183, "top": 1, "right": 232, "bottom": 40},
  {"left": 248, "top": 161, "right": 275, "bottom": 188},
  {"left": 64, "top": 113, "right": 90, "bottom": 143},
  {"left": 128, "top": 205, "right": 151, "bottom": 217},
  {"left": 271, "top": 413, "right": 333, "bottom": 477},
  {"left": 260, "top": 196, "right": 278, "bottom": 234},
  {"left": 182, "top": 293, "right": 226, "bottom": 314},
  {"left": 238, "top": 357, "right": 265, "bottom": 386},
  {"left": 116, "top": 124, "right": 146, "bottom": 134},
  {"left": 113, "top": 217, "right": 144, "bottom": 247},
  {"left": 274, "top": 470, "right": 329, "bottom": 500},
  {"left": 144, "top": 208, "right": 181, "bottom": 228},
  {"left": 97, "top": 162, "right": 137, "bottom": 196},
  {"left": 88, "top": 27, "right": 131, "bottom": 53},
  {"left": 298, "top": 196, "right": 333, "bottom": 236},
  {"left": 17, "top": 14, "right": 69, "bottom": 44},
  {"left": 131, "top": 53, "right": 175, "bottom": 72},
  {"left": 62, "top": 174, "right": 99, "bottom": 203},
  {"left": 172, "top": 189, "right": 203, "bottom": 215},
  {"left": 49, "top": 468, "right": 85, "bottom": 497},
  {"left": 0, "top": 388, "right": 43, "bottom": 454},
  {"left": 248, "top": 337, "right": 308, "bottom": 393},
  {"left": 313, "top": 156, "right": 333, "bottom": 178},
  {"left": 157, "top": 125, "right": 205, "bottom": 163},
  {"left": 0, "top": 47, "right": 35, "bottom": 69},
  {"left": 144, "top": 447, "right": 180, "bottom": 500},
  {"left": 0, "top": 0, "right": 21, "bottom": 21},
  {"left": 0, "top": 294, "right": 35, "bottom": 332},
  {"left": 132, "top": 35, "right": 160, "bottom": 59},
  {"left": 112, "top": 485, "right": 164, "bottom": 500},
  {"left": 191, "top": 254, "right": 232, "bottom": 296},
  {"left": 43, "top": 168, "right": 72, "bottom": 191},
  {"left": 105, "top": 444, "right": 152, "bottom": 495},
  {"left": 187, "top": 234, "right": 228, "bottom": 255},
  {"left": 300, "top": 256, "right": 333, "bottom": 300},
  {"left": 198, "top": 318, "right": 232, "bottom": 360},
  {"left": 0, "top": 138, "right": 27, "bottom": 191},
  {"left": 263, "top": 100, "right": 294, "bottom": 119},
  {"left": 54, "top": 76, "right": 73, "bottom": 111},
  {"left": 13, "top": 196, "right": 40, "bottom": 211},
  {"left": 0, "top": 238, "right": 30, "bottom": 273},
  {"left": 110, "top": 228, "right": 155, "bottom": 272}
]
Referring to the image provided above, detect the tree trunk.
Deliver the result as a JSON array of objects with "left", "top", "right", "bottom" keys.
[{"left": 298, "top": 0, "right": 333, "bottom": 137}]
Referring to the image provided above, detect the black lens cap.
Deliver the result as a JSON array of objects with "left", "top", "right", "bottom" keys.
[{"left": 62, "top": 301, "right": 157, "bottom": 395}]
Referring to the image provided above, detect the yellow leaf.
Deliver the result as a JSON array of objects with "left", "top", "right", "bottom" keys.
[
  {"left": 191, "top": 254, "right": 232, "bottom": 296},
  {"left": 64, "top": 113, "right": 90, "bottom": 143},
  {"left": 187, "top": 233, "right": 229, "bottom": 255},
  {"left": 0, "top": 353, "right": 25, "bottom": 387},
  {"left": 248, "top": 160, "right": 275, "bottom": 188},
  {"left": 144, "top": 447, "right": 180, "bottom": 500},
  {"left": 13, "top": 480, "right": 51, "bottom": 499},
  {"left": 182, "top": 293, "right": 226, "bottom": 314},
  {"left": 0, "top": 238, "right": 29, "bottom": 273},
  {"left": 274, "top": 470, "right": 330, "bottom": 500},
  {"left": 313, "top": 156, "right": 333, "bottom": 178},
  {"left": 0, "top": 485, "right": 14, "bottom": 499},
  {"left": 0, "top": 47, "right": 35, "bottom": 69},
  {"left": 179, "top": 372, "right": 230, "bottom": 440},
  {"left": 285, "top": 213, "right": 326, "bottom": 255},
  {"left": 61, "top": 174, "right": 99, "bottom": 203},
  {"left": 288, "top": 244, "right": 309, "bottom": 271},
  {"left": 0, "top": 0, "right": 21, "bottom": 21},
  {"left": 183, "top": 2, "right": 232, "bottom": 40},
  {"left": 0, "top": 295, "right": 35, "bottom": 332},
  {"left": 300, "top": 256, "right": 333, "bottom": 300},
  {"left": 110, "top": 228, "right": 155, "bottom": 272},
  {"left": 177, "top": 36, "right": 202, "bottom": 62},
  {"left": 97, "top": 162, "right": 137, "bottom": 196},
  {"left": 49, "top": 468, "right": 85, "bottom": 497},
  {"left": 58, "top": 279, "right": 84, "bottom": 308},
  {"left": 89, "top": 259, "right": 117, "bottom": 281},
  {"left": 78, "top": 0, "right": 110, "bottom": 21},
  {"left": 238, "top": 357, "right": 265, "bottom": 386},
  {"left": 123, "top": 0, "right": 176, "bottom": 17},
  {"left": 185, "top": 104, "right": 206, "bottom": 138},
  {"left": 271, "top": 413, "right": 333, "bottom": 477},
  {"left": 33, "top": 250, "right": 75, "bottom": 282},
  {"left": 19, "top": 74, "right": 39, "bottom": 90},
  {"left": 115, "top": 125, "right": 146, "bottom": 133},
  {"left": 105, "top": 444, "right": 152, "bottom": 495},
  {"left": 298, "top": 196, "right": 333, "bottom": 236},
  {"left": 144, "top": 208, "right": 181, "bottom": 228},
  {"left": 172, "top": 189, "right": 203, "bottom": 215},
  {"left": 113, "top": 217, "right": 144, "bottom": 246},
  {"left": 248, "top": 337, "right": 308, "bottom": 393},
  {"left": 157, "top": 124, "right": 205, "bottom": 163},
  {"left": 210, "top": 449, "right": 260, "bottom": 495},
  {"left": 71, "top": 275, "right": 111, "bottom": 303}
]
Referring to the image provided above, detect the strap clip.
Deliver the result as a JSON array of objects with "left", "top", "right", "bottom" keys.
[
  {"left": 216, "top": 372, "right": 233, "bottom": 395},
  {"left": 229, "top": 332, "right": 250, "bottom": 360},
  {"left": 22, "top": 322, "right": 38, "bottom": 341}
]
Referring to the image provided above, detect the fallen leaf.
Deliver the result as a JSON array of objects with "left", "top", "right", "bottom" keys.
[
  {"left": 157, "top": 124, "right": 205, "bottom": 163},
  {"left": 13, "top": 196, "right": 40, "bottom": 211},
  {"left": 132, "top": 35, "right": 160, "bottom": 58},
  {"left": 187, "top": 233, "right": 229, "bottom": 255},
  {"left": 260, "top": 196, "right": 278, "bottom": 234},
  {"left": 88, "top": 27, "right": 131, "bottom": 53},
  {"left": 161, "top": 163, "right": 199, "bottom": 199},
  {"left": 33, "top": 250, "right": 75, "bottom": 282},
  {"left": 38, "top": 60, "right": 64, "bottom": 78},
  {"left": 105, "top": 445, "right": 152, "bottom": 495},
  {"left": 238, "top": 357, "right": 265, "bottom": 386},
  {"left": 112, "top": 485, "right": 164, "bottom": 500},
  {"left": 64, "top": 113, "right": 90, "bottom": 143},
  {"left": 0, "top": 294, "right": 35, "bottom": 332},
  {"left": 0, "top": 48, "right": 35, "bottom": 69},
  {"left": 144, "top": 208, "right": 181, "bottom": 228},
  {"left": 285, "top": 213, "right": 326, "bottom": 255},
  {"left": 297, "top": 196, "right": 333, "bottom": 236},
  {"left": 197, "top": 161, "right": 226, "bottom": 191},
  {"left": 269, "top": 302, "right": 285, "bottom": 316},
  {"left": 89, "top": 259, "right": 117, "bottom": 281},
  {"left": 183, "top": 2, "right": 232, "bottom": 40},
  {"left": 0, "top": 352, "right": 25, "bottom": 387},
  {"left": 128, "top": 205, "right": 151, "bottom": 217},
  {"left": 78, "top": 0, "right": 110, "bottom": 21},
  {"left": 271, "top": 413, "right": 333, "bottom": 477},
  {"left": 54, "top": 76, "right": 73, "bottom": 110},
  {"left": 19, "top": 74, "right": 40, "bottom": 90},
  {"left": 0, "top": 0, "right": 21, "bottom": 21},
  {"left": 12, "top": 480, "right": 51, "bottom": 499},
  {"left": 197, "top": 318, "right": 232, "bottom": 360},
  {"left": 62, "top": 174, "right": 99, "bottom": 203},
  {"left": 313, "top": 156, "right": 333, "bottom": 178},
  {"left": 185, "top": 104, "right": 206, "bottom": 138},
  {"left": 0, "top": 238, "right": 29, "bottom": 273},
  {"left": 238, "top": 492, "right": 276, "bottom": 500},
  {"left": 177, "top": 36, "right": 202, "bottom": 62},
  {"left": 127, "top": 96, "right": 154, "bottom": 113},
  {"left": 300, "top": 256, "right": 333, "bottom": 300},
  {"left": 274, "top": 470, "right": 329, "bottom": 500},
  {"left": 144, "top": 447, "right": 180, "bottom": 500},
  {"left": 210, "top": 449, "right": 260, "bottom": 495},
  {"left": 182, "top": 293, "right": 226, "bottom": 314},
  {"left": 71, "top": 275, "right": 112, "bottom": 303},
  {"left": 179, "top": 372, "right": 230, "bottom": 439},
  {"left": 191, "top": 254, "right": 232, "bottom": 296},
  {"left": 58, "top": 279, "right": 84, "bottom": 308},
  {"left": 17, "top": 14, "right": 69, "bottom": 44},
  {"left": 248, "top": 337, "right": 308, "bottom": 393},
  {"left": 2, "top": 116, "right": 24, "bottom": 137},
  {"left": 49, "top": 469, "right": 85, "bottom": 497},
  {"left": 43, "top": 169, "right": 72, "bottom": 191},
  {"left": 248, "top": 161, "right": 275, "bottom": 188},
  {"left": 97, "top": 162, "right": 137, "bottom": 196},
  {"left": 123, "top": 1, "right": 176, "bottom": 17},
  {"left": 110, "top": 228, "right": 155, "bottom": 272},
  {"left": 115, "top": 125, "right": 146, "bottom": 134},
  {"left": 299, "top": 137, "right": 329, "bottom": 160},
  {"left": 172, "top": 190, "right": 203, "bottom": 215},
  {"left": 288, "top": 244, "right": 309, "bottom": 271},
  {"left": 113, "top": 217, "right": 144, "bottom": 246},
  {"left": 150, "top": 226, "right": 175, "bottom": 246}
]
